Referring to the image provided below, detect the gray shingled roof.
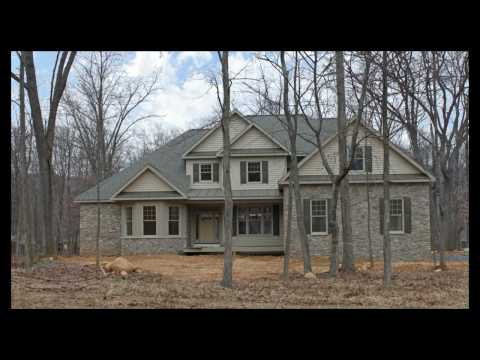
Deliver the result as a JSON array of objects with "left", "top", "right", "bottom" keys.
[
  {"left": 75, "top": 115, "right": 338, "bottom": 202},
  {"left": 75, "top": 128, "right": 208, "bottom": 202},
  {"left": 188, "top": 189, "right": 282, "bottom": 199},
  {"left": 293, "top": 174, "right": 431, "bottom": 184}
]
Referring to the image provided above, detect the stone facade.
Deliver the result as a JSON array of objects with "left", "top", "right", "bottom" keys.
[
  {"left": 80, "top": 204, "right": 186, "bottom": 255},
  {"left": 283, "top": 182, "right": 432, "bottom": 261},
  {"left": 120, "top": 237, "right": 186, "bottom": 255},
  {"left": 80, "top": 204, "right": 122, "bottom": 256}
]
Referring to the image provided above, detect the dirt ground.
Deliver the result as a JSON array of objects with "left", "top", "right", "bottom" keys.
[{"left": 11, "top": 254, "right": 469, "bottom": 309}]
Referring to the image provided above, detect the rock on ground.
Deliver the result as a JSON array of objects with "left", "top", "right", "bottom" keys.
[
  {"left": 304, "top": 272, "right": 316, "bottom": 279},
  {"left": 105, "top": 257, "right": 137, "bottom": 273}
]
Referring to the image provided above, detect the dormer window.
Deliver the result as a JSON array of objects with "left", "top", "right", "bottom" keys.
[{"left": 200, "top": 163, "right": 212, "bottom": 182}]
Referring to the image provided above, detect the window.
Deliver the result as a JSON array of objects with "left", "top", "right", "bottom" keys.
[
  {"left": 237, "top": 207, "right": 273, "bottom": 235},
  {"left": 311, "top": 200, "right": 327, "bottom": 234},
  {"left": 200, "top": 163, "right": 212, "bottom": 182},
  {"left": 143, "top": 206, "right": 156, "bottom": 235},
  {"left": 125, "top": 206, "right": 133, "bottom": 236},
  {"left": 247, "top": 161, "right": 261, "bottom": 182},
  {"left": 390, "top": 199, "right": 404, "bottom": 232},
  {"left": 168, "top": 206, "right": 180, "bottom": 235},
  {"left": 348, "top": 146, "right": 365, "bottom": 171}
]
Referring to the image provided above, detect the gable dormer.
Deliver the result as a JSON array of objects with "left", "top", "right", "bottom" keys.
[{"left": 183, "top": 112, "right": 249, "bottom": 158}]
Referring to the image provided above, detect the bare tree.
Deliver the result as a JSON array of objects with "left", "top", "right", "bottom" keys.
[
  {"left": 12, "top": 51, "right": 77, "bottom": 257},
  {"left": 381, "top": 51, "right": 392, "bottom": 287},
  {"left": 216, "top": 51, "right": 234, "bottom": 288}
]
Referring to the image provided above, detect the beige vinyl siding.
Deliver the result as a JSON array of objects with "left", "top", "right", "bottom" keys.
[
  {"left": 231, "top": 157, "right": 287, "bottom": 190},
  {"left": 186, "top": 160, "right": 222, "bottom": 189},
  {"left": 194, "top": 115, "right": 248, "bottom": 152},
  {"left": 231, "top": 127, "right": 281, "bottom": 150},
  {"left": 123, "top": 169, "right": 174, "bottom": 192},
  {"left": 299, "top": 128, "right": 421, "bottom": 176},
  {"left": 123, "top": 201, "right": 187, "bottom": 237}
]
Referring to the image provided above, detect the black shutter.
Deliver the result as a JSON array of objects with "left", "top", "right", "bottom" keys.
[
  {"left": 327, "top": 198, "right": 332, "bottom": 234},
  {"left": 213, "top": 163, "right": 219, "bottom": 182},
  {"left": 262, "top": 161, "right": 268, "bottom": 184},
  {"left": 404, "top": 197, "right": 412, "bottom": 233},
  {"left": 365, "top": 146, "right": 372, "bottom": 173},
  {"left": 379, "top": 198, "right": 384, "bottom": 235},
  {"left": 193, "top": 163, "right": 199, "bottom": 183},
  {"left": 303, "top": 199, "right": 311, "bottom": 235},
  {"left": 273, "top": 205, "right": 280, "bottom": 236},
  {"left": 240, "top": 161, "right": 246, "bottom": 184},
  {"left": 232, "top": 205, "right": 237, "bottom": 236}
]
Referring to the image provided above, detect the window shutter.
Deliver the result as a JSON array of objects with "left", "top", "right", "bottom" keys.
[
  {"left": 303, "top": 199, "right": 311, "bottom": 235},
  {"left": 232, "top": 205, "right": 237, "bottom": 236},
  {"left": 240, "top": 161, "right": 246, "bottom": 184},
  {"left": 327, "top": 198, "right": 332, "bottom": 234},
  {"left": 262, "top": 161, "right": 268, "bottom": 184},
  {"left": 379, "top": 198, "right": 384, "bottom": 235},
  {"left": 195, "top": 214, "right": 199, "bottom": 240},
  {"left": 273, "top": 205, "right": 280, "bottom": 236},
  {"left": 193, "top": 163, "right": 199, "bottom": 183},
  {"left": 365, "top": 146, "right": 373, "bottom": 173},
  {"left": 404, "top": 197, "right": 412, "bottom": 233},
  {"left": 213, "top": 163, "right": 219, "bottom": 182}
]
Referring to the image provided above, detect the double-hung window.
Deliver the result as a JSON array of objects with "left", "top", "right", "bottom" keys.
[
  {"left": 143, "top": 206, "right": 156, "bottom": 235},
  {"left": 168, "top": 206, "right": 180, "bottom": 235},
  {"left": 200, "top": 163, "right": 212, "bottom": 182},
  {"left": 347, "top": 146, "right": 365, "bottom": 171},
  {"left": 389, "top": 199, "right": 404, "bottom": 233},
  {"left": 125, "top": 206, "right": 133, "bottom": 236},
  {"left": 311, "top": 200, "right": 328, "bottom": 234},
  {"left": 247, "top": 161, "right": 261, "bottom": 183}
]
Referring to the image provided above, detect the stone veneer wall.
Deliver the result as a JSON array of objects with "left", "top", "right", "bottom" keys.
[
  {"left": 120, "top": 237, "right": 186, "bottom": 255},
  {"left": 80, "top": 204, "right": 186, "bottom": 255},
  {"left": 80, "top": 204, "right": 122, "bottom": 256},
  {"left": 283, "top": 183, "right": 432, "bottom": 261}
]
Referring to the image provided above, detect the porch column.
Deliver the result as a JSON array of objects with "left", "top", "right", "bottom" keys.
[{"left": 186, "top": 207, "right": 192, "bottom": 248}]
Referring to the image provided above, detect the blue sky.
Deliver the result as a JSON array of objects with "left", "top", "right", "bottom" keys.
[{"left": 11, "top": 51, "right": 265, "bottom": 132}]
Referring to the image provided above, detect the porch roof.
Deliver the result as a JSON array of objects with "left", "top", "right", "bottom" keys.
[
  {"left": 113, "top": 191, "right": 184, "bottom": 200},
  {"left": 188, "top": 189, "right": 283, "bottom": 200}
]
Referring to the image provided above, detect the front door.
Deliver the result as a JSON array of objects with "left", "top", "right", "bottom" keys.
[{"left": 195, "top": 211, "right": 221, "bottom": 244}]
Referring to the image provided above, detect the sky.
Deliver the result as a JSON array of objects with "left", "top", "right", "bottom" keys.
[{"left": 11, "top": 51, "right": 272, "bottom": 133}]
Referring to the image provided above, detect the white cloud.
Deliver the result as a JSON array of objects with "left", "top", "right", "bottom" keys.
[{"left": 177, "top": 51, "right": 213, "bottom": 67}]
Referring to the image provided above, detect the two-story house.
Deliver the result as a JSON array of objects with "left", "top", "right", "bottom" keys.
[{"left": 75, "top": 111, "right": 434, "bottom": 260}]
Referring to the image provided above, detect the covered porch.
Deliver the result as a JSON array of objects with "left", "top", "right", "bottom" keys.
[{"left": 184, "top": 200, "right": 284, "bottom": 254}]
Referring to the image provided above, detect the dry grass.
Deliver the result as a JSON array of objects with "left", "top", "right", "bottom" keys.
[{"left": 11, "top": 254, "right": 468, "bottom": 309}]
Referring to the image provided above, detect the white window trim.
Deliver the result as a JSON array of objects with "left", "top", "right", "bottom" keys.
[
  {"left": 348, "top": 146, "right": 365, "bottom": 172},
  {"left": 199, "top": 162, "right": 213, "bottom": 183},
  {"left": 124, "top": 206, "right": 133, "bottom": 236},
  {"left": 142, "top": 205, "right": 157, "bottom": 236},
  {"left": 168, "top": 206, "right": 180, "bottom": 236},
  {"left": 311, "top": 199, "right": 328, "bottom": 235},
  {"left": 246, "top": 161, "right": 262, "bottom": 184},
  {"left": 389, "top": 198, "right": 405, "bottom": 234}
]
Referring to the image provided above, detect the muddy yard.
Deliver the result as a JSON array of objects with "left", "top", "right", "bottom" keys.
[{"left": 11, "top": 254, "right": 469, "bottom": 309}]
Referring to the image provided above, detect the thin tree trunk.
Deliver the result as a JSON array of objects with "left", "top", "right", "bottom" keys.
[
  {"left": 220, "top": 51, "right": 233, "bottom": 288},
  {"left": 283, "top": 180, "right": 293, "bottom": 279},
  {"left": 335, "top": 51, "right": 355, "bottom": 273},
  {"left": 366, "top": 157, "right": 373, "bottom": 268},
  {"left": 329, "top": 183, "right": 340, "bottom": 276},
  {"left": 382, "top": 51, "right": 392, "bottom": 288},
  {"left": 18, "top": 59, "right": 33, "bottom": 269}
]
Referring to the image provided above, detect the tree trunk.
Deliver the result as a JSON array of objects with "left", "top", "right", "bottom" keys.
[
  {"left": 283, "top": 181, "right": 293, "bottom": 279},
  {"left": 335, "top": 51, "right": 355, "bottom": 273},
  {"left": 366, "top": 159, "right": 373, "bottom": 268},
  {"left": 220, "top": 51, "right": 234, "bottom": 289},
  {"left": 18, "top": 59, "right": 33, "bottom": 269},
  {"left": 381, "top": 51, "right": 392, "bottom": 288},
  {"left": 329, "top": 183, "right": 340, "bottom": 276}
]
